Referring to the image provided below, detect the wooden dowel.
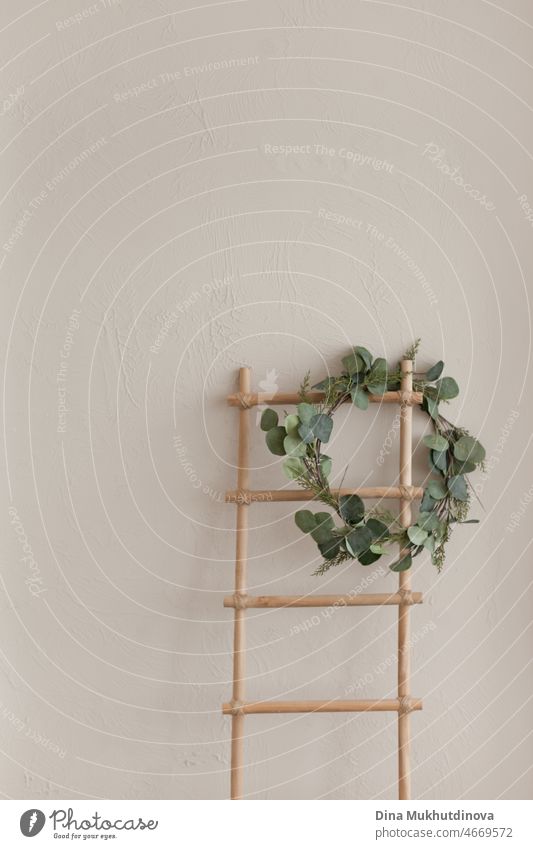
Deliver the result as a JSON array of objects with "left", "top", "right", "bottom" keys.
[
  {"left": 230, "top": 366, "right": 251, "bottom": 801},
  {"left": 224, "top": 592, "right": 423, "bottom": 608},
  {"left": 223, "top": 699, "right": 423, "bottom": 715},
  {"left": 398, "top": 359, "right": 413, "bottom": 801},
  {"left": 225, "top": 486, "right": 424, "bottom": 503},
  {"left": 228, "top": 390, "right": 423, "bottom": 407}
]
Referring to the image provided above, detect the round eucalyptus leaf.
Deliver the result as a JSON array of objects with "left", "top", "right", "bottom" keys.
[
  {"left": 315, "top": 512, "right": 334, "bottom": 529},
  {"left": 297, "top": 403, "right": 315, "bottom": 424},
  {"left": 342, "top": 350, "right": 365, "bottom": 375},
  {"left": 453, "top": 435, "right": 485, "bottom": 464},
  {"left": 283, "top": 434, "right": 307, "bottom": 457},
  {"left": 294, "top": 510, "right": 316, "bottom": 533},
  {"left": 451, "top": 458, "right": 477, "bottom": 475},
  {"left": 354, "top": 345, "right": 373, "bottom": 370},
  {"left": 310, "top": 413, "right": 333, "bottom": 442},
  {"left": 319, "top": 537, "right": 343, "bottom": 560},
  {"left": 351, "top": 386, "right": 369, "bottom": 410},
  {"left": 423, "top": 535, "right": 436, "bottom": 553},
  {"left": 420, "top": 488, "right": 436, "bottom": 512},
  {"left": 448, "top": 474, "right": 468, "bottom": 501},
  {"left": 366, "top": 517, "right": 388, "bottom": 540},
  {"left": 359, "top": 548, "right": 382, "bottom": 565},
  {"left": 260, "top": 408, "right": 278, "bottom": 431},
  {"left": 428, "top": 479, "right": 447, "bottom": 500},
  {"left": 408, "top": 525, "right": 428, "bottom": 546},
  {"left": 430, "top": 449, "right": 448, "bottom": 473},
  {"left": 345, "top": 526, "right": 373, "bottom": 556},
  {"left": 367, "top": 381, "right": 388, "bottom": 395},
  {"left": 266, "top": 426, "right": 287, "bottom": 455},
  {"left": 339, "top": 494, "right": 365, "bottom": 525},
  {"left": 311, "top": 523, "right": 335, "bottom": 544},
  {"left": 366, "top": 357, "right": 388, "bottom": 395},
  {"left": 284, "top": 414, "right": 300, "bottom": 437},
  {"left": 320, "top": 456, "right": 332, "bottom": 479},
  {"left": 390, "top": 553, "right": 412, "bottom": 572},
  {"left": 282, "top": 457, "right": 305, "bottom": 480},
  {"left": 423, "top": 433, "right": 449, "bottom": 452},
  {"left": 311, "top": 515, "right": 335, "bottom": 544},
  {"left": 435, "top": 376, "right": 459, "bottom": 400},
  {"left": 417, "top": 512, "right": 440, "bottom": 532}
]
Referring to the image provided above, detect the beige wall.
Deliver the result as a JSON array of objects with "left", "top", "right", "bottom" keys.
[{"left": 1, "top": 0, "right": 532, "bottom": 799}]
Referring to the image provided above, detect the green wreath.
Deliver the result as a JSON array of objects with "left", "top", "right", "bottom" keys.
[{"left": 260, "top": 341, "right": 485, "bottom": 575}]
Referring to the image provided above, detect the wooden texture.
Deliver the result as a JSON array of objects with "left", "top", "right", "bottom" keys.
[
  {"left": 228, "top": 389, "right": 423, "bottom": 407},
  {"left": 223, "top": 699, "right": 423, "bottom": 715},
  {"left": 230, "top": 367, "right": 251, "bottom": 800},
  {"left": 398, "top": 359, "right": 413, "bottom": 800},
  {"left": 225, "top": 485, "right": 424, "bottom": 503},
  {"left": 224, "top": 592, "right": 423, "bottom": 608}
]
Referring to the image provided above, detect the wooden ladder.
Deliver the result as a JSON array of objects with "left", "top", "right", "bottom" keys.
[{"left": 222, "top": 359, "right": 423, "bottom": 799}]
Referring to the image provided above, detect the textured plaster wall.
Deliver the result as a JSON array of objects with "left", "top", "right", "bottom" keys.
[{"left": 1, "top": 0, "right": 533, "bottom": 800}]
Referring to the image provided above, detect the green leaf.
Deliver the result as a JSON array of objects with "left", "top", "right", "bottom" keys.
[
  {"left": 342, "top": 350, "right": 365, "bottom": 375},
  {"left": 311, "top": 521, "right": 336, "bottom": 544},
  {"left": 366, "top": 518, "right": 389, "bottom": 540},
  {"left": 319, "top": 537, "right": 343, "bottom": 560},
  {"left": 359, "top": 549, "right": 382, "bottom": 565},
  {"left": 354, "top": 346, "right": 373, "bottom": 370},
  {"left": 423, "top": 434, "right": 449, "bottom": 452},
  {"left": 423, "top": 535, "right": 435, "bottom": 554},
  {"left": 453, "top": 435, "right": 485, "bottom": 464},
  {"left": 423, "top": 395, "right": 439, "bottom": 420},
  {"left": 297, "top": 403, "right": 315, "bottom": 424},
  {"left": 448, "top": 474, "right": 468, "bottom": 501},
  {"left": 282, "top": 457, "right": 306, "bottom": 479},
  {"left": 351, "top": 386, "right": 369, "bottom": 410},
  {"left": 460, "top": 519, "right": 480, "bottom": 524},
  {"left": 298, "top": 413, "right": 333, "bottom": 444},
  {"left": 390, "top": 553, "right": 412, "bottom": 572},
  {"left": 345, "top": 526, "right": 373, "bottom": 556},
  {"left": 284, "top": 414, "right": 300, "bottom": 437},
  {"left": 294, "top": 510, "right": 316, "bottom": 533},
  {"left": 417, "top": 511, "right": 440, "bottom": 532},
  {"left": 451, "top": 458, "right": 477, "bottom": 475},
  {"left": 283, "top": 434, "right": 307, "bottom": 457},
  {"left": 428, "top": 479, "right": 447, "bottom": 500},
  {"left": 408, "top": 525, "right": 428, "bottom": 545},
  {"left": 260, "top": 408, "right": 278, "bottom": 431},
  {"left": 435, "top": 376, "right": 459, "bottom": 400},
  {"left": 431, "top": 449, "right": 448, "bottom": 473},
  {"left": 369, "top": 543, "right": 387, "bottom": 555},
  {"left": 420, "top": 488, "right": 436, "bottom": 512},
  {"left": 426, "top": 360, "right": 444, "bottom": 381},
  {"left": 315, "top": 511, "right": 334, "bottom": 527},
  {"left": 339, "top": 494, "right": 365, "bottom": 525},
  {"left": 366, "top": 357, "right": 388, "bottom": 394},
  {"left": 320, "top": 456, "right": 332, "bottom": 479},
  {"left": 266, "top": 426, "right": 287, "bottom": 455}
]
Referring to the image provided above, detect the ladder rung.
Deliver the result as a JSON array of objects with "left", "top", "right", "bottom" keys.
[
  {"left": 224, "top": 592, "right": 423, "bottom": 608},
  {"left": 222, "top": 698, "right": 423, "bottom": 715},
  {"left": 225, "top": 485, "right": 423, "bottom": 503},
  {"left": 228, "top": 390, "right": 423, "bottom": 407}
]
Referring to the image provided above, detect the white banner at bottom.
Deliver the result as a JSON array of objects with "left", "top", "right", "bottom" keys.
[{"left": 0, "top": 799, "right": 530, "bottom": 848}]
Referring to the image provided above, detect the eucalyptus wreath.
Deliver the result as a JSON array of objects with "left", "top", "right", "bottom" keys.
[{"left": 260, "top": 341, "right": 485, "bottom": 575}]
